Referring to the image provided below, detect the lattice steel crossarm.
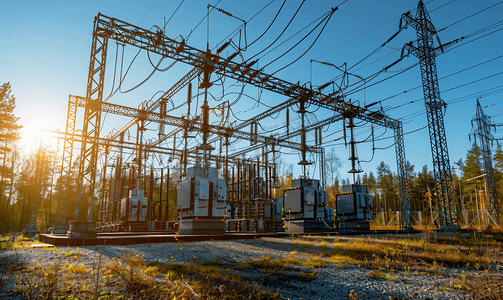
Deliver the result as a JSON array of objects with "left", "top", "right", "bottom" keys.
[
  {"left": 109, "top": 67, "right": 201, "bottom": 141},
  {"left": 229, "top": 114, "right": 343, "bottom": 158},
  {"left": 73, "top": 95, "right": 321, "bottom": 154},
  {"left": 209, "top": 125, "right": 323, "bottom": 154},
  {"left": 92, "top": 13, "right": 406, "bottom": 124},
  {"left": 72, "top": 95, "right": 190, "bottom": 128},
  {"left": 53, "top": 130, "right": 269, "bottom": 166}
]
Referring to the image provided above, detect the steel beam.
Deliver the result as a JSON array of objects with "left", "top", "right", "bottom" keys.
[
  {"left": 76, "top": 16, "right": 108, "bottom": 221},
  {"left": 71, "top": 95, "right": 322, "bottom": 154},
  {"left": 109, "top": 67, "right": 201, "bottom": 141},
  {"left": 394, "top": 122, "right": 411, "bottom": 228}
]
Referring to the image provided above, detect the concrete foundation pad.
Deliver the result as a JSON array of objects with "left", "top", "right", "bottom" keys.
[
  {"left": 39, "top": 232, "right": 287, "bottom": 246},
  {"left": 178, "top": 219, "right": 225, "bottom": 235},
  {"left": 285, "top": 220, "right": 327, "bottom": 234}
]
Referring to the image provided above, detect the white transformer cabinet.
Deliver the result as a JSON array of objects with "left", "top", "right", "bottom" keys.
[
  {"left": 120, "top": 189, "right": 149, "bottom": 231},
  {"left": 177, "top": 167, "right": 226, "bottom": 235}
]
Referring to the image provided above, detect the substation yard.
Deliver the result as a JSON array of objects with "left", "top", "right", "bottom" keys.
[
  {"left": 1, "top": 231, "right": 502, "bottom": 299},
  {"left": 2, "top": 1, "right": 502, "bottom": 298}
]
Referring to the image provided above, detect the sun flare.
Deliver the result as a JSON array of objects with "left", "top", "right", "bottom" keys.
[{"left": 18, "top": 107, "right": 65, "bottom": 154}]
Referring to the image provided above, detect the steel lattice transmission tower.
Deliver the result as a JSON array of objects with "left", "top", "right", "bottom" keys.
[
  {"left": 470, "top": 99, "right": 500, "bottom": 224},
  {"left": 402, "top": 0, "right": 458, "bottom": 228}
]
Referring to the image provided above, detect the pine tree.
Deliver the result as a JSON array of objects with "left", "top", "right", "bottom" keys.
[
  {"left": 492, "top": 143, "right": 503, "bottom": 211},
  {"left": 462, "top": 142, "right": 483, "bottom": 210},
  {"left": 13, "top": 145, "right": 58, "bottom": 229},
  {"left": 411, "top": 165, "right": 435, "bottom": 211},
  {"left": 0, "top": 83, "right": 21, "bottom": 146},
  {"left": 462, "top": 142, "right": 482, "bottom": 180},
  {"left": 0, "top": 82, "right": 22, "bottom": 227},
  {"left": 493, "top": 143, "right": 503, "bottom": 173},
  {"left": 376, "top": 161, "right": 393, "bottom": 212}
]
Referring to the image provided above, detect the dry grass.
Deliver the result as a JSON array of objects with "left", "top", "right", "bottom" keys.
[
  {"left": 8, "top": 251, "right": 282, "bottom": 299},
  {"left": 3, "top": 232, "right": 503, "bottom": 299},
  {"left": 323, "top": 234, "right": 502, "bottom": 272},
  {"left": 462, "top": 274, "right": 503, "bottom": 299},
  {"left": 370, "top": 224, "right": 401, "bottom": 231},
  {"left": 295, "top": 233, "right": 503, "bottom": 298}
]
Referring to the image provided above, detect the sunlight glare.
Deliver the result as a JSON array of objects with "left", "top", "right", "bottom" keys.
[{"left": 19, "top": 107, "right": 64, "bottom": 154}]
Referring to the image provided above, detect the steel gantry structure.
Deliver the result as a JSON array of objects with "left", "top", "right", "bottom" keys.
[
  {"left": 402, "top": 0, "right": 458, "bottom": 228},
  {"left": 73, "top": 13, "right": 412, "bottom": 226},
  {"left": 470, "top": 99, "right": 500, "bottom": 224}
]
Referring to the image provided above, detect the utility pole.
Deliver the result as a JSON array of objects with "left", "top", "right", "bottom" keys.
[
  {"left": 470, "top": 99, "right": 499, "bottom": 224},
  {"left": 402, "top": 0, "right": 457, "bottom": 228}
]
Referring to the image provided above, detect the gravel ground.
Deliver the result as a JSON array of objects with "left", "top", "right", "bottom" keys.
[{"left": 1, "top": 235, "right": 502, "bottom": 299}]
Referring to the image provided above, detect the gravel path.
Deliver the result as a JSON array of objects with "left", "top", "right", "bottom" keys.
[{"left": 1, "top": 235, "right": 501, "bottom": 299}]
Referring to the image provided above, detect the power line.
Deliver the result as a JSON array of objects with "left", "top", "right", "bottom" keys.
[
  {"left": 267, "top": 8, "right": 337, "bottom": 75},
  {"left": 437, "top": 0, "right": 503, "bottom": 34},
  {"left": 247, "top": 0, "right": 306, "bottom": 62},
  {"left": 138, "top": 0, "right": 157, "bottom": 25},
  {"left": 373, "top": 54, "right": 503, "bottom": 106},
  {"left": 246, "top": 0, "right": 287, "bottom": 49},
  {"left": 163, "top": 0, "right": 185, "bottom": 32}
]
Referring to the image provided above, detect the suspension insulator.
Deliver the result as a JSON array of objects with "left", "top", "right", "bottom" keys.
[{"left": 187, "top": 82, "right": 192, "bottom": 104}]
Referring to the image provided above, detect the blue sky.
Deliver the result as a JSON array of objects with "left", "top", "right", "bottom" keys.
[{"left": 1, "top": 0, "right": 502, "bottom": 181}]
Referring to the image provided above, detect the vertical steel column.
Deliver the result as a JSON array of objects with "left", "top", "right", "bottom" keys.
[
  {"left": 76, "top": 16, "right": 109, "bottom": 221},
  {"left": 165, "top": 168, "right": 170, "bottom": 223},
  {"left": 394, "top": 122, "right": 411, "bottom": 228},
  {"left": 159, "top": 168, "right": 164, "bottom": 222},
  {"left": 402, "top": 0, "right": 457, "bottom": 227},
  {"left": 59, "top": 95, "right": 78, "bottom": 223},
  {"left": 149, "top": 166, "right": 154, "bottom": 222},
  {"left": 99, "top": 145, "right": 109, "bottom": 222}
]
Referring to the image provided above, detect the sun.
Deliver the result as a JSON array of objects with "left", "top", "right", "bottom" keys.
[{"left": 18, "top": 106, "right": 65, "bottom": 154}]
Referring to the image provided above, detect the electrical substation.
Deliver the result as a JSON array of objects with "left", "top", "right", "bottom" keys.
[{"left": 36, "top": 0, "right": 501, "bottom": 246}]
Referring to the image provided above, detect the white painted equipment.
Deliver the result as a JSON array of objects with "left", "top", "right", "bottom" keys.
[{"left": 177, "top": 167, "right": 226, "bottom": 235}]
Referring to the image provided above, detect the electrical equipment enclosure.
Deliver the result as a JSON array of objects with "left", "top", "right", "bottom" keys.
[
  {"left": 120, "top": 190, "right": 148, "bottom": 222},
  {"left": 283, "top": 178, "right": 329, "bottom": 233},
  {"left": 118, "top": 189, "right": 149, "bottom": 231},
  {"left": 336, "top": 184, "right": 373, "bottom": 222},
  {"left": 284, "top": 179, "right": 326, "bottom": 220},
  {"left": 177, "top": 166, "right": 226, "bottom": 235}
]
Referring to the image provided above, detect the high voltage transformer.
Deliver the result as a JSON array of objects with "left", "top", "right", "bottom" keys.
[
  {"left": 283, "top": 178, "right": 333, "bottom": 233},
  {"left": 120, "top": 190, "right": 149, "bottom": 232},
  {"left": 177, "top": 167, "right": 227, "bottom": 235},
  {"left": 336, "top": 184, "right": 373, "bottom": 231}
]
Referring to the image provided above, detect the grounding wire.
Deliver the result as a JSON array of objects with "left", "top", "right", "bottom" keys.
[
  {"left": 390, "top": 71, "right": 503, "bottom": 113},
  {"left": 215, "top": 0, "right": 276, "bottom": 51}
]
